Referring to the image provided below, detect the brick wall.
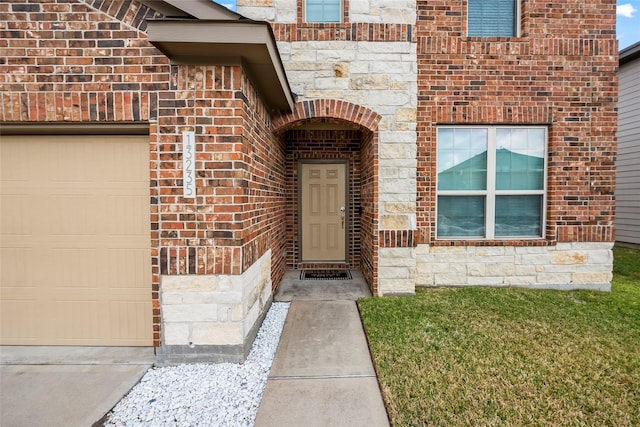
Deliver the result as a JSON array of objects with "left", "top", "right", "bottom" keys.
[
  {"left": 359, "top": 130, "right": 378, "bottom": 292},
  {"left": 0, "top": 0, "right": 166, "bottom": 122},
  {"left": 284, "top": 128, "right": 363, "bottom": 270},
  {"left": 0, "top": 0, "right": 169, "bottom": 346},
  {"left": 150, "top": 63, "right": 286, "bottom": 360},
  {"left": 0, "top": 0, "right": 288, "bottom": 348},
  {"left": 240, "top": 75, "right": 288, "bottom": 288},
  {"left": 273, "top": 99, "right": 381, "bottom": 293},
  {"left": 415, "top": 0, "right": 618, "bottom": 246},
  {"left": 153, "top": 64, "right": 285, "bottom": 277},
  {"left": 2, "top": 0, "right": 618, "bottom": 312}
]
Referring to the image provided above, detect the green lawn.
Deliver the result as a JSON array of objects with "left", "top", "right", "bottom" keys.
[{"left": 359, "top": 247, "right": 640, "bottom": 426}]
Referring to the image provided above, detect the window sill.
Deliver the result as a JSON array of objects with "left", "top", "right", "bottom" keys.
[
  {"left": 431, "top": 238, "right": 552, "bottom": 247},
  {"left": 463, "top": 36, "right": 524, "bottom": 41},
  {"left": 297, "top": 22, "right": 348, "bottom": 27}
]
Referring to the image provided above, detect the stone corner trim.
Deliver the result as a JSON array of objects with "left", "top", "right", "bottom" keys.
[{"left": 157, "top": 250, "right": 273, "bottom": 364}]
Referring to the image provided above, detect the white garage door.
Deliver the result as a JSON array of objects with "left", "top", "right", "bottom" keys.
[{"left": 1, "top": 134, "right": 152, "bottom": 346}]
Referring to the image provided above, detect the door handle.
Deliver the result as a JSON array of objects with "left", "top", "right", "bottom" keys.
[{"left": 340, "top": 206, "right": 346, "bottom": 229}]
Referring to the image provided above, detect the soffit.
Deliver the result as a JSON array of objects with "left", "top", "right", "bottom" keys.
[{"left": 137, "top": 0, "right": 243, "bottom": 20}]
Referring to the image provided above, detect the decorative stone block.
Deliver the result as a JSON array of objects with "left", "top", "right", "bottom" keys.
[
  {"left": 396, "top": 108, "right": 417, "bottom": 123},
  {"left": 504, "top": 276, "right": 537, "bottom": 286},
  {"left": 468, "top": 276, "right": 506, "bottom": 286},
  {"left": 380, "top": 214, "right": 410, "bottom": 229},
  {"left": 467, "top": 263, "right": 486, "bottom": 276},
  {"left": 378, "top": 130, "right": 417, "bottom": 144},
  {"left": 433, "top": 274, "right": 467, "bottom": 286},
  {"left": 350, "top": 75, "right": 389, "bottom": 90},
  {"left": 163, "top": 323, "right": 190, "bottom": 346},
  {"left": 384, "top": 202, "right": 416, "bottom": 213},
  {"left": 191, "top": 322, "right": 243, "bottom": 346},
  {"left": 162, "top": 304, "right": 218, "bottom": 322},
  {"left": 572, "top": 272, "right": 612, "bottom": 284},
  {"left": 486, "top": 263, "right": 516, "bottom": 277},
  {"left": 379, "top": 278, "right": 415, "bottom": 295},
  {"left": 552, "top": 251, "right": 587, "bottom": 265},
  {"left": 379, "top": 144, "right": 416, "bottom": 160},
  {"left": 378, "top": 266, "right": 410, "bottom": 279},
  {"left": 515, "top": 265, "right": 537, "bottom": 276},
  {"left": 536, "top": 273, "right": 573, "bottom": 284},
  {"left": 161, "top": 291, "right": 183, "bottom": 305}
]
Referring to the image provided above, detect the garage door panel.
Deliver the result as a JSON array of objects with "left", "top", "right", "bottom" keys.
[
  {"left": 50, "top": 141, "right": 101, "bottom": 183},
  {"left": 107, "top": 248, "right": 152, "bottom": 287},
  {"left": 1, "top": 248, "right": 34, "bottom": 285},
  {"left": 51, "top": 286, "right": 150, "bottom": 299},
  {"left": 53, "top": 297, "right": 104, "bottom": 343},
  {"left": 0, "top": 195, "right": 33, "bottom": 235},
  {"left": 0, "top": 301, "right": 39, "bottom": 342},
  {"left": 0, "top": 286, "right": 38, "bottom": 301},
  {"left": 47, "top": 195, "right": 99, "bottom": 235},
  {"left": 109, "top": 301, "right": 153, "bottom": 341},
  {"left": 106, "top": 138, "right": 150, "bottom": 182},
  {"left": 0, "top": 140, "right": 32, "bottom": 181},
  {"left": 1, "top": 135, "right": 152, "bottom": 346},
  {"left": 48, "top": 249, "right": 99, "bottom": 287},
  {"left": 105, "top": 195, "right": 150, "bottom": 235}
]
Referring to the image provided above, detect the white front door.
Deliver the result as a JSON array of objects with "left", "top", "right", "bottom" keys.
[{"left": 300, "top": 162, "right": 347, "bottom": 262}]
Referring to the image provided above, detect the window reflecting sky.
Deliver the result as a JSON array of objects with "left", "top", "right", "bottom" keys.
[
  {"left": 437, "top": 128, "right": 487, "bottom": 173},
  {"left": 496, "top": 128, "right": 545, "bottom": 158}
]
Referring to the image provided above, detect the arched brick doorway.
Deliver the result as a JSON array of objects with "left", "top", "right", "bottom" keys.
[{"left": 273, "top": 100, "right": 381, "bottom": 294}]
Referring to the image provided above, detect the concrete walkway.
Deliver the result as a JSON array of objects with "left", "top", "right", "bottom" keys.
[
  {"left": 0, "top": 346, "right": 154, "bottom": 427},
  {"left": 255, "top": 272, "right": 390, "bottom": 426}
]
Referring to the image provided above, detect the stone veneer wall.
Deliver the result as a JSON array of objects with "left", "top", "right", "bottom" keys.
[
  {"left": 241, "top": 0, "right": 419, "bottom": 295},
  {"left": 157, "top": 250, "right": 273, "bottom": 364},
  {"left": 275, "top": 40, "right": 417, "bottom": 235},
  {"left": 237, "top": 0, "right": 416, "bottom": 24},
  {"left": 416, "top": 243, "right": 613, "bottom": 291}
]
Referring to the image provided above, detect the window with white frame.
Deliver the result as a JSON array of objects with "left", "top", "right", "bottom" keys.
[
  {"left": 305, "top": 0, "right": 341, "bottom": 23},
  {"left": 436, "top": 126, "right": 546, "bottom": 239},
  {"left": 468, "top": 0, "right": 519, "bottom": 37}
]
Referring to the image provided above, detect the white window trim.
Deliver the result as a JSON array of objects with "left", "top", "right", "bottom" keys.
[
  {"left": 467, "top": 0, "right": 522, "bottom": 38},
  {"left": 516, "top": 0, "right": 522, "bottom": 37},
  {"left": 304, "top": 0, "right": 343, "bottom": 23},
  {"left": 436, "top": 125, "right": 548, "bottom": 240}
]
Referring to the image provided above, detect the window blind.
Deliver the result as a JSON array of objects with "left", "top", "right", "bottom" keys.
[{"left": 468, "top": 0, "right": 516, "bottom": 37}]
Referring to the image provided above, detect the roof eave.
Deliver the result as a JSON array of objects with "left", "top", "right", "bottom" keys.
[
  {"left": 137, "top": 0, "right": 244, "bottom": 20},
  {"left": 620, "top": 41, "right": 640, "bottom": 66},
  {"left": 146, "top": 19, "right": 295, "bottom": 113}
]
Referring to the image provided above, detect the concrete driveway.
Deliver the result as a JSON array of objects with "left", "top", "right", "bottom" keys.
[{"left": 0, "top": 347, "right": 154, "bottom": 427}]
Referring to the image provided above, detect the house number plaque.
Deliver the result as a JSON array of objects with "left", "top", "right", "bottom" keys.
[{"left": 183, "top": 131, "right": 196, "bottom": 198}]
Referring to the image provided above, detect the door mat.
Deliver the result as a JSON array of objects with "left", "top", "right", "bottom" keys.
[{"left": 300, "top": 270, "right": 352, "bottom": 280}]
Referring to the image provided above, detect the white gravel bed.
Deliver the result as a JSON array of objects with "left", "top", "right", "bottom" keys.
[{"left": 103, "top": 302, "right": 290, "bottom": 427}]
